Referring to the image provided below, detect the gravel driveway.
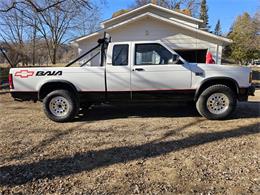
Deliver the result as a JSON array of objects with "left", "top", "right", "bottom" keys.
[{"left": 0, "top": 91, "right": 259, "bottom": 194}]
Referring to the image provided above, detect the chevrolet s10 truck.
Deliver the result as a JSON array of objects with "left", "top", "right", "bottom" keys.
[{"left": 8, "top": 36, "right": 255, "bottom": 122}]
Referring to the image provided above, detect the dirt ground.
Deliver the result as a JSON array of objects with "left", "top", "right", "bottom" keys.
[{"left": 0, "top": 91, "right": 259, "bottom": 194}]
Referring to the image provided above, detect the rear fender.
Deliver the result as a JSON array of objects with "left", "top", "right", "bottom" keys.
[{"left": 38, "top": 80, "right": 78, "bottom": 100}]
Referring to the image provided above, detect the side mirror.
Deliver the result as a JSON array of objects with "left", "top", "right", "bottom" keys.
[{"left": 171, "top": 54, "right": 180, "bottom": 64}]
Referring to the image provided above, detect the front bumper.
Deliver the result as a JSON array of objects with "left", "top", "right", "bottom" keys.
[
  {"left": 238, "top": 85, "right": 255, "bottom": 101},
  {"left": 248, "top": 85, "right": 255, "bottom": 96}
]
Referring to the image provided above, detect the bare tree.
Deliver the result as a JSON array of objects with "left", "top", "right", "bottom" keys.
[
  {"left": 0, "top": 0, "right": 104, "bottom": 65},
  {"left": 76, "top": 4, "right": 102, "bottom": 35},
  {"left": 31, "top": 17, "right": 38, "bottom": 65},
  {"left": 0, "top": 7, "right": 30, "bottom": 66},
  {"left": 30, "top": 0, "right": 98, "bottom": 64},
  {"left": 0, "top": 0, "right": 91, "bottom": 13}
]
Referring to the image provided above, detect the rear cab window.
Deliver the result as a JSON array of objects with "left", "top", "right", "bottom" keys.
[{"left": 112, "top": 44, "right": 129, "bottom": 66}]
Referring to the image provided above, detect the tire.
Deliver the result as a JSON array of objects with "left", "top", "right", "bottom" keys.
[
  {"left": 43, "top": 90, "right": 79, "bottom": 122},
  {"left": 196, "top": 85, "right": 237, "bottom": 120}
]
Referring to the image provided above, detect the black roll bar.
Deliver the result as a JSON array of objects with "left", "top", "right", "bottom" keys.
[
  {"left": 66, "top": 32, "right": 111, "bottom": 67},
  {"left": 80, "top": 51, "right": 100, "bottom": 67}
]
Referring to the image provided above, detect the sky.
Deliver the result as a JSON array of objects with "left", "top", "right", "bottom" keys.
[{"left": 100, "top": 0, "right": 260, "bottom": 33}]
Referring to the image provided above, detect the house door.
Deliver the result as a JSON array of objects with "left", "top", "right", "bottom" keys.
[{"left": 131, "top": 43, "right": 193, "bottom": 101}]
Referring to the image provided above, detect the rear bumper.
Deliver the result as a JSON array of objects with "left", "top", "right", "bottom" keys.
[
  {"left": 11, "top": 92, "right": 38, "bottom": 101},
  {"left": 238, "top": 86, "right": 255, "bottom": 101}
]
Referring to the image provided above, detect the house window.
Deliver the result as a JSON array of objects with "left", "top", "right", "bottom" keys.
[
  {"left": 112, "top": 44, "right": 129, "bottom": 66},
  {"left": 135, "top": 43, "right": 176, "bottom": 65}
]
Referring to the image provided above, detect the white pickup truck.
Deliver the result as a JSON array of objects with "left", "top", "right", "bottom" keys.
[{"left": 8, "top": 36, "right": 255, "bottom": 122}]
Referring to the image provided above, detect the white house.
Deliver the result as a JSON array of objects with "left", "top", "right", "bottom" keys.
[{"left": 73, "top": 3, "right": 232, "bottom": 65}]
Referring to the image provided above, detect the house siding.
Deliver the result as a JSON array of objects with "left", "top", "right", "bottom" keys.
[
  {"left": 102, "top": 6, "right": 200, "bottom": 29},
  {"left": 78, "top": 17, "right": 223, "bottom": 65}
]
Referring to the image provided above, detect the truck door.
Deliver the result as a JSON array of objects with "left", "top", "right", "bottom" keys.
[
  {"left": 106, "top": 43, "right": 131, "bottom": 101},
  {"left": 131, "top": 43, "right": 193, "bottom": 101}
]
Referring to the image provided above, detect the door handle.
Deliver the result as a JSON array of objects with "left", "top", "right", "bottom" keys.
[{"left": 133, "top": 68, "right": 145, "bottom": 72}]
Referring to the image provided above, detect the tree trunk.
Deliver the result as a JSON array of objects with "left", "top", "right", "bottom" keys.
[
  {"left": 32, "top": 24, "right": 37, "bottom": 66},
  {"left": 52, "top": 46, "right": 57, "bottom": 64}
]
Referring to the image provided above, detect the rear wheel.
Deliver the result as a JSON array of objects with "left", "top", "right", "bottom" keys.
[
  {"left": 43, "top": 90, "right": 79, "bottom": 122},
  {"left": 196, "top": 85, "right": 237, "bottom": 120}
]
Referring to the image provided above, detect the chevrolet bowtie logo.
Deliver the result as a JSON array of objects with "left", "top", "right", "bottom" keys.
[{"left": 15, "top": 70, "right": 35, "bottom": 78}]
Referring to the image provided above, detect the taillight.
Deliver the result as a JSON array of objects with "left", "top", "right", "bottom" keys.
[{"left": 8, "top": 74, "right": 14, "bottom": 89}]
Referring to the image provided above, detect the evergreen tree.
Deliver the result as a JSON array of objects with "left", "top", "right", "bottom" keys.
[
  {"left": 214, "top": 19, "right": 222, "bottom": 36},
  {"left": 174, "top": 3, "right": 181, "bottom": 10},
  {"left": 199, "top": 0, "right": 209, "bottom": 30},
  {"left": 227, "top": 12, "right": 259, "bottom": 64}
]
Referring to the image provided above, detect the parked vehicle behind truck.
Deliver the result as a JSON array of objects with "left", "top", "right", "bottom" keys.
[{"left": 8, "top": 34, "right": 255, "bottom": 122}]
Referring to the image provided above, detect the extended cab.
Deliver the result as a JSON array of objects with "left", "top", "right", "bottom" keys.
[{"left": 9, "top": 36, "right": 255, "bottom": 122}]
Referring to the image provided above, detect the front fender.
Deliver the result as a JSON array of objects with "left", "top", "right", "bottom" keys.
[{"left": 194, "top": 77, "right": 240, "bottom": 101}]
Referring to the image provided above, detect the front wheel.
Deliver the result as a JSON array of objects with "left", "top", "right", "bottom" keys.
[
  {"left": 43, "top": 90, "right": 79, "bottom": 122},
  {"left": 196, "top": 85, "right": 237, "bottom": 120}
]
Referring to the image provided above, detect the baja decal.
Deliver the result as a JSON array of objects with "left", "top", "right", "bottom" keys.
[
  {"left": 36, "top": 71, "right": 62, "bottom": 76},
  {"left": 15, "top": 70, "right": 35, "bottom": 78}
]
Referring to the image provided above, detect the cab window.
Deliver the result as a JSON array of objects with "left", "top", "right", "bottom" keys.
[
  {"left": 112, "top": 44, "right": 129, "bottom": 66},
  {"left": 135, "top": 43, "right": 181, "bottom": 65}
]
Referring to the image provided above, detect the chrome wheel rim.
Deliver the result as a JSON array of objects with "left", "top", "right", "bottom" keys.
[
  {"left": 207, "top": 93, "right": 230, "bottom": 115},
  {"left": 49, "top": 96, "right": 69, "bottom": 117}
]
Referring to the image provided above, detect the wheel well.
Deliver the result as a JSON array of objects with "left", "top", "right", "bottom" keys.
[
  {"left": 195, "top": 78, "right": 239, "bottom": 101},
  {"left": 39, "top": 81, "right": 78, "bottom": 100}
]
